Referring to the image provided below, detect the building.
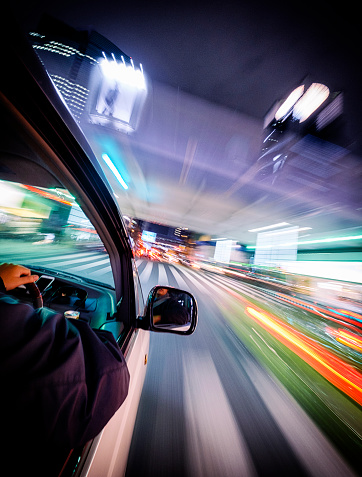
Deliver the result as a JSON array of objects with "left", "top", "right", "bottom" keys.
[{"left": 29, "top": 14, "right": 146, "bottom": 131}]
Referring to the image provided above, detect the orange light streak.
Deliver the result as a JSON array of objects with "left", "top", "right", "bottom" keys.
[
  {"left": 327, "top": 327, "right": 362, "bottom": 353},
  {"left": 21, "top": 185, "right": 73, "bottom": 206},
  {"left": 337, "top": 309, "right": 362, "bottom": 322},
  {"left": 245, "top": 306, "right": 362, "bottom": 406},
  {"left": 72, "top": 227, "right": 97, "bottom": 234},
  {"left": 275, "top": 292, "right": 362, "bottom": 332}
]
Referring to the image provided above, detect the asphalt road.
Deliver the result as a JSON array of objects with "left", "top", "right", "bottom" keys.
[
  {"left": 125, "top": 259, "right": 361, "bottom": 477},
  {"left": 1, "top": 243, "right": 360, "bottom": 476}
]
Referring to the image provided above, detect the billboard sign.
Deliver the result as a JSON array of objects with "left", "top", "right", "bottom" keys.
[
  {"left": 88, "top": 57, "right": 147, "bottom": 132},
  {"left": 142, "top": 231, "right": 157, "bottom": 243}
]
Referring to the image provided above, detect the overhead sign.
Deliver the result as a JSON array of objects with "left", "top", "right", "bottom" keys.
[
  {"left": 142, "top": 231, "right": 157, "bottom": 243},
  {"left": 88, "top": 57, "right": 147, "bottom": 132},
  {"left": 214, "top": 240, "right": 233, "bottom": 263}
]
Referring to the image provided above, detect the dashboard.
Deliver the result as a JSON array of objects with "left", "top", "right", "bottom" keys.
[{"left": 8, "top": 268, "right": 117, "bottom": 330}]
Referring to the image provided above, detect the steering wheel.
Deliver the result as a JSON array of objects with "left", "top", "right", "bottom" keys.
[{"left": 25, "top": 282, "right": 43, "bottom": 309}]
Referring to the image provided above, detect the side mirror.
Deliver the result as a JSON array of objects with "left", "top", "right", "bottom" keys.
[{"left": 137, "top": 286, "right": 197, "bottom": 335}]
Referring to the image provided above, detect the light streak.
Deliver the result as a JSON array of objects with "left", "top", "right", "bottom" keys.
[
  {"left": 336, "top": 309, "right": 362, "bottom": 323},
  {"left": 246, "top": 233, "right": 362, "bottom": 249},
  {"left": 275, "top": 85, "right": 305, "bottom": 121},
  {"left": 327, "top": 327, "right": 362, "bottom": 353},
  {"left": 20, "top": 184, "right": 74, "bottom": 206},
  {"left": 101, "top": 153, "right": 129, "bottom": 190},
  {"left": 248, "top": 222, "right": 290, "bottom": 232},
  {"left": 219, "top": 280, "right": 362, "bottom": 403},
  {"left": 99, "top": 58, "right": 146, "bottom": 90},
  {"left": 245, "top": 306, "right": 362, "bottom": 406},
  {"left": 274, "top": 292, "right": 362, "bottom": 332},
  {"left": 293, "top": 83, "right": 329, "bottom": 123}
]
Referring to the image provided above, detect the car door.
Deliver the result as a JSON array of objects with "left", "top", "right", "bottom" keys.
[
  {"left": 77, "top": 260, "right": 150, "bottom": 477},
  {"left": 0, "top": 20, "right": 151, "bottom": 477},
  {"left": 1, "top": 17, "right": 197, "bottom": 477}
]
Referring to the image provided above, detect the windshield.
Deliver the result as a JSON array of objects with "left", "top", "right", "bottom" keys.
[{"left": 0, "top": 179, "right": 114, "bottom": 288}]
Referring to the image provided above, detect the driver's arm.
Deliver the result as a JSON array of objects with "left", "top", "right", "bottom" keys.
[
  {"left": 0, "top": 263, "right": 38, "bottom": 291},
  {"left": 0, "top": 262, "right": 130, "bottom": 452}
]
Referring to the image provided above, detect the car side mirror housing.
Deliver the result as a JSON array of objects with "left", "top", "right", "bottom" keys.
[{"left": 136, "top": 286, "right": 197, "bottom": 335}]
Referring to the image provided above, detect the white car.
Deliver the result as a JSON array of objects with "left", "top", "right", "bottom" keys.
[{"left": 0, "top": 20, "right": 197, "bottom": 477}]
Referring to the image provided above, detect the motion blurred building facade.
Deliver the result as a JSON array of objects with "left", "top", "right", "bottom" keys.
[
  {"left": 29, "top": 14, "right": 146, "bottom": 131},
  {"left": 30, "top": 15, "right": 125, "bottom": 120},
  {"left": 27, "top": 14, "right": 362, "bottom": 285}
]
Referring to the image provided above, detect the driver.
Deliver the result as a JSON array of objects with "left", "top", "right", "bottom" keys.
[
  {"left": 0, "top": 263, "right": 130, "bottom": 477},
  {"left": 153, "top": 288, "right": 190, "bottom": 326}
]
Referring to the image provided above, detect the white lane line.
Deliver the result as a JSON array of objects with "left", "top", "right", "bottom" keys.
[
  {"left": 88, "top": 266, "right": 112, "bottom": 277},
  {"left": 183, "top": 351, "right": 257, "bottom": 477},
  {"left": 67, "top": 258, "right": 110, "bottom": 272},
  {"left": 139, "top": 260, "right": 153, "bottom": 284},
  {"left": 176, "top": 267, "right": 222, "bottom": 296},
  {"left": 157, "top": 263, "right": 169, "bottom": 285},
  {"left": 242, "top": 358, "right": 357, "bottom": 477},
  {"left": 174, "top": 269, "right": 205, "bottom": 294},
  {"left": 209, "top": 273, "right": 259, "bottom": 297},
  {"left": 187, "top": 268, "right": 231, "bottom": 300},
  {"left": 32, "top": 252, "right": 98, "bottom": 263},
  {"left": 196, "top": 269, "right": 253, "bottom": 301},
  {"left": 168, "top": 266, "right": 190, "bottom": 290},
  {"left": 42, "top": 254, "right": 103, "bottom": 268}
]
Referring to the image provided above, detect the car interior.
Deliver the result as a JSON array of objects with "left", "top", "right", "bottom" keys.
[{"left": 0, "top": 86, "right": 125, "bottom": 334}]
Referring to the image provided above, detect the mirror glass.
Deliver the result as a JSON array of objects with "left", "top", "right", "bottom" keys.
[{"left": 151, "top": 286, "right": 195, "bottom": 332}]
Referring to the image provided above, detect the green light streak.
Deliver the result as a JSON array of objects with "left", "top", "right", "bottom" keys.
[
  {"left": 247, "top": 234, "right": 362, "bottom": 250},
  {"left": 102, "top": 153, "right": 129, "bottom": 190}
]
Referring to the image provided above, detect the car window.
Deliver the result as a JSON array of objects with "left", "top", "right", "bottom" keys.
[{"left": 0, "top": 178, "right": 114, "bottom": 289}]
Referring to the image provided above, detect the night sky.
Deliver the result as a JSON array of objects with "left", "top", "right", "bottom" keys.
[{"left": 13, "top": 1, "right": 362, "bottom": 152}]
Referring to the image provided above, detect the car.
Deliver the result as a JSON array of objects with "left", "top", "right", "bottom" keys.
[{"left": 0, "top": 18, "right": 197, "bottom": 477}]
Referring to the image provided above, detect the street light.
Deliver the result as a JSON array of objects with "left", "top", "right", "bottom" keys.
[
  {"left": 274, "top": 85, "right": 304, "bottom": 121},
  {"left": 274, "top": 83, "right": 329, "bottom": 124},
  {"left": 293, "top": 83, "right": 329, "bottom": 123}
]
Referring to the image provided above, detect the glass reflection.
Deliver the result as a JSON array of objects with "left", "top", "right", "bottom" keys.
[
  {"left": 152, "top": 287, "right": 192, "bottom": 331},
  {"left": 0, "top": 179, "right": 112, "bottom": 287}
]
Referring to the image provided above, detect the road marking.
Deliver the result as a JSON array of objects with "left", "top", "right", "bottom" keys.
[
  {"left": 67, "top": 258, "right": 110, "bottom": 272},
  {"left": 140, "top": 260, "right": 153, "bottom": 284},
  {"left": 88, "top": 265, "right": 112, "bottom": 276},
  {"left": 168, "top": 266, "right": 190, "bottom": 290},
  {"left": 32, "top": 251, "right": 98, "bottom": 263},
  {"left": 157, "top": 263, "right": 168, "bottom": 285},
  {"left": 183, "top": 351, "right": 257, "bottom": 477},
  {"left": 178, "top": 267, "right": 221, "bottom": 296},
  {"left": 241, "top": 358, "right": 357, "bottom": 477},
  {"left": 42, "top": 254, "right": 103, "bottom": 267}
]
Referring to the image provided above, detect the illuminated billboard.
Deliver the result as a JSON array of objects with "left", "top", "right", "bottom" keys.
[
  {"left": 254, "top": 226, "right": 299, "bottom": 265},
  {"left": 142, "top": 231, "right": 157, "bottom": 243},
  {"left": 88, "top": 56, "right": 148, "bottom": 132}
]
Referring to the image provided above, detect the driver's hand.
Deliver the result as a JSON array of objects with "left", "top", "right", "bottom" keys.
[{"left": 0, "top": 263, "right": 39, "bottom": 291}]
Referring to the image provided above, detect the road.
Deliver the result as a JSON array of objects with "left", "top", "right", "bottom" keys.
[
  {"left": 126, "top": 258, "right": 362, "bottom": 477},
  {"left": 0, "top": 240, "right": 114, "bottom": 286},
  {"left": 1, "top": 243, "right": 361, "bottom": 476}
]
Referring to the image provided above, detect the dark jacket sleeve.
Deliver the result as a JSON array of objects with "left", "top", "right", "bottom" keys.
[
  {"left": 0, "top": 293, "right": 130, "bottom": 449},
  {"left": 0, "top": 276, "right": 5, "bottom": 293}
]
